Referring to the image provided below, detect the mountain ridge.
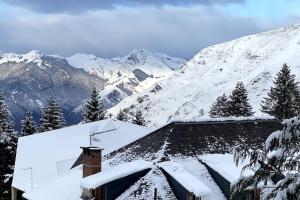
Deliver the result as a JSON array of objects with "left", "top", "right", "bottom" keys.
[
  {"left": 67, "top": 48, "right": 186, "bottom": 108},
  {"left": 107, "top": 24, "right": 300, "bottom": 127},
  {"left": 0, "top": 49, "right": 185, "bottom": 129}
]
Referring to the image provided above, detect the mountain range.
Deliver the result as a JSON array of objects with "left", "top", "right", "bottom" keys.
[
  {"left": 2, "top": 24, "right": 300, "bottom": 129},
  {"left": 108, "top": 24, "right": 300, "bottom": 127},
  {"left": 67, "top": 49, "right": 186, "bottom": 109},
  {"left": 0, "top": 49, "right": 185, "bottom": 129}
]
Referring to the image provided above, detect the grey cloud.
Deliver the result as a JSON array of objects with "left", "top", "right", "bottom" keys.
[
  {"left": 0, "top": 6, "right": 277, "bottom": 59},
  {"left": 0, "top": 0, "right": 244, "bottom": 13}
]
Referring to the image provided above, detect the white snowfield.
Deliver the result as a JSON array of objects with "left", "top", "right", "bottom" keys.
[
  {"left": 67, "top": 49, "right": 185, "bottom": 79},
  {"left": 0, "top": 50, "right": 43, "bottom": 66},
  {"left": 159, "top": 161, "right": 212, "bottom": 198},
  {"left": 12, "top": 119, "right": 151, "bottom": 193},
  {"left": 67, "top": 49, "right": 186, "bottom": 108},
  {"left": 109, "top": 24, "right": 300, "bottom": 127},
  {"left": 81, "top": 160, "right": 152, "bottom": 189},
  {"left": 200, "top": 153, "right": 253, "bottom": 183}
]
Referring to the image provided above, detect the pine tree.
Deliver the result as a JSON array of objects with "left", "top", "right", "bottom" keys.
[
  {"left": 132, "top": 110, "right": 145, "bottom": 126},
  {"left": 228, "top": 82, "right": 254, "bottom": 117},
  {"left": 21, "top": 112, "right": 37, "bottom": 136},
  {"left": 0, "top": 91, "right": 17, "bottom": 199},
  {"left": 40, "top": 97, "right": 65, "bottom": 132},
  {"left": 116, "top": 109, "right": 129, "bottom": 121},
  {"left": 232, "top": 116, "right": 300, "bottom": 199},
  {"left": 209, "top": 94, "right": 230, "bottom": 118},
  {"left": 261, "top": 64, "right": 300, "bottom": 120},
  {"left": 0, "top": 91, "right": 16, "bottom": 142},
  {"left": 84, "top": 87, "right": 105, "bottom": 123}
]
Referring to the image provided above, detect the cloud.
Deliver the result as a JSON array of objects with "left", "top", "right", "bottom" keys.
[
  {"left": 0, "top": 5, "right": 273, "bottom": 58},
  {"left": 0, "top": 1, "right": 299, "bottom": 59},
  {"left": 0, "top": 0, "right": 244, "bottom": 13}
]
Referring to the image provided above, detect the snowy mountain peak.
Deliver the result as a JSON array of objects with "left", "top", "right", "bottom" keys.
[
  {"left": 67, "top": 49, "right": 186, "bottom": 109},
  {"left": 107, "top": 24, "right": 300, "bottom": 127},
  {"left": 183, "top": 23, "right": 300, "bottom": 73},
  {"left": 0, "top": 50, "right": 63, "bottom": 67},
  {"left": 68, "top": 49, "right": 186, "bottom": 71},
  {"left": 119, "top": 48, "right": 185, "bottom": 70}
]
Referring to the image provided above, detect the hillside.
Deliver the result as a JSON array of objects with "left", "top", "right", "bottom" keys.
[{"left": 108, "top": 24, "right": 300, "bottom": 127}]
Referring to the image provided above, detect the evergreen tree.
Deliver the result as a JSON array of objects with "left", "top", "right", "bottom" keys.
[
  {"left": 40, "top": 97, "right": 65, "bottom": 132},
  {"left": 232, "top": 116, "right": 300, "bottom": 199},
  {"left": 0, "top": 91, "right": 16, "bottom": 142},
  {"left": 209, "top": 94, "right": 230, "bottom": 118},
  {"left": 0, "top": 91, "right": 17, "bottom": 199},
  {"left": 21, "top": 112, "right": 37, "bottom": 136},
  {"left": 132, "top": 110, "right": 145, "bottom": 126},
  {"left": 116, "top": 109, "right": 129, "bottom": 121},
  {"left": 228, "top": 82, "right": 254, "bottom": 117},
  {"left": 84, "top": 87, "right": 105, "bottom": 123},
  {"left": 261, "top": 64, "right": 300, "bottom": 120}
]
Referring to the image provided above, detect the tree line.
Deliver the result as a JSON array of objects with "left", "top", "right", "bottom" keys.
[
  {"left": 231, "top": 64, "right": 300, "bottom": 199},
  {"left": 209, "top": 64, "right": 300, "bottom": 120},
  {"left": 5, "top": 87, "right": 145, "bottom": 137}
]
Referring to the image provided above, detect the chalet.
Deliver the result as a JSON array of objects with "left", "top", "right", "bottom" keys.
[{"left": 12, "top": 117, "right": 282, "bottom": 200}]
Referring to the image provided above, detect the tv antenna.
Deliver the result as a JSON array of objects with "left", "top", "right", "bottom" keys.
[{"left": 89, "top": 126, "right": 117, "bottom": 146}]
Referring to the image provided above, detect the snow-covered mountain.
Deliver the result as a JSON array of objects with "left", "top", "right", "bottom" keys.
[
  {"left": 0, "top": 50, "right": 103, "bottom": 129},
  {"left": 0, "top": 49, "right": 185, "bottom": 129},
  {"left": 108, "top": 24, "right": 300, "bottom": 127},
  {"left": 67, "top": 49, "right": 186, "bottom": 108}
]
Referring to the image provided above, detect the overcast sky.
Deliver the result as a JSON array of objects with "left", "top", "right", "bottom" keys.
[{"left": 0, "top": 0, "right": 299, "bottom": 59}]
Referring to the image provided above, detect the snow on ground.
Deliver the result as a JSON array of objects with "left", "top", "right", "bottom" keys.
[
  {"left": 159, "top": 161, "right": 212, "bottom": 198},
  {"left": 108, "top": 24, "right": 300, "bottom": 127},
  {"left": 81, "top": 160, "right": 152, "bottom": 189},
  {"left": 200, "top": 153, "right": 253, "bottom": 183},
  {"left": 12, "top": 119, "right": 151, "bottom": 193}
]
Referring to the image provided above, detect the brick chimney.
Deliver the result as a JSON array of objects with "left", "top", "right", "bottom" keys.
[
  {"left": 81, "top": 146, "right": 102, "bottom": 178},
  {"left": 81, "top": 147, "right": 104, "bottom": 200}
]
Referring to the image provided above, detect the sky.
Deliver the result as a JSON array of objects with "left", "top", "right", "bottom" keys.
[{"left": 0, "top": 0, "right": 299, "bottom": 59}]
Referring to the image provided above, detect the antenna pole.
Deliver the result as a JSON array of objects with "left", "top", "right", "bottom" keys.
[
  {"left": 89, "top": 128, "right": 116, "bottom": 146},
  {"left": 22, "top": 167, "right": 33, "bottom": 190}
]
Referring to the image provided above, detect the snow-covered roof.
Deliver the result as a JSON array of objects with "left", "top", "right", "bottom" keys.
[
  {"left": 23, "top": 160, "right": 152, "bottom": 200},
  {"left": 158, "top": 162, "right": 212, "bottom": 197},
  {"left": 200, "top": 153, "right": 253, "bottom": 183},
  {"left": 172, "top": 116, "right": 275, "bottom": 123},
  {"left": 23, "top": 157, "right": 227, "bottom": 200},
  {"left": 81, "top": 160, "right": 152, "bottom": 189},
  {"left": 13, "top": 119, "right": 151, "bottom": 192},
  {"left": 23, "top": 166, "right": 83, "bottom": 200}
]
